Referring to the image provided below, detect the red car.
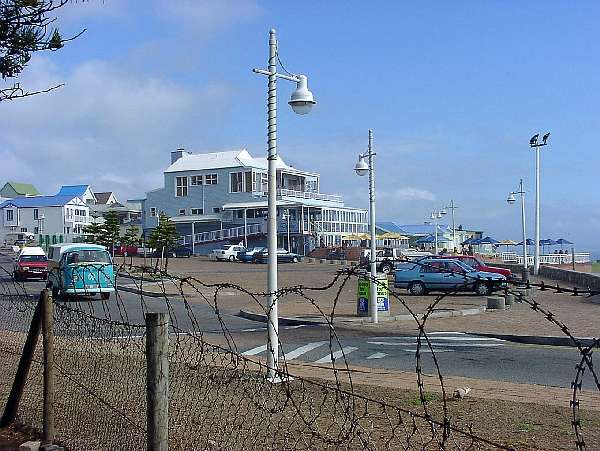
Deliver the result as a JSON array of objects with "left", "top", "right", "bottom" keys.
[
  {"left": 442, "top": 255, "right": 512, "bottom": 279},
  {"left": 113, "top": 245, "right": 138, "bottom": 257},
  {"left": 13, "top": 252, "right": 48, "bottom": 281}
]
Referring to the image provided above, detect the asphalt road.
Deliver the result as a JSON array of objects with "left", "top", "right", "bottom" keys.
[{"left": 1, "top": 256, "right": 595, "bottom": 390}]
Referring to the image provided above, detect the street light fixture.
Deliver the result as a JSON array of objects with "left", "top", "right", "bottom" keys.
[
  {"left": 507, "top": 179, "right": 528, "bottom": 281},
  {"left": 253, "top": 28, "right": 315, "bottom": 382},
  {"left": 429, "top": 209, "right": 446, "bottom": 255},
  {"left": 529, "top": 132, "right": 550, "bottom": 275},
  {"left": 354, "top": 129, "right": 378, "bottom": 324},
  {"left": 445, "top": 200, "right": 458, "bottom": 251}
]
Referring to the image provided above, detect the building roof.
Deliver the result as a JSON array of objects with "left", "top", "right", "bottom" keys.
[
  {"left": 56, "top": 185, "right": 92, "bottom": 197},
  {"left": 94, "top": 192, "right": 116, "bottom": 204},
  {"left": 376, "top": 222, "right": 452, "bottom": 236},
  {"left": 164, "top": 149, "right": 312, "bottom": 175},
  {"left": 2, "top": 181, "right": 41, "bottom": 196},
  {"left": 0, "top": 195, "right": 84, "bottom": 208}
]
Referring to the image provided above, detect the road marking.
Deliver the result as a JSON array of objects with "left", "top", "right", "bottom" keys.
[
  {"left": 402, "top": 348, "right": 453, "bottom": 353},
  {"left": 315, "top": 346, "right": 358, "bottom": 364},
  {"left": 242, "top": 344, "right": 268, "bottom": 356},
  {"left": 241, "top": 327, "right": 267, "bottom": 332},
  {"left": 284, "top": 341, "right": 328, "bottom": 360},
  {"left": 368, "top": 341, "right": 503, "bottom": 348},
  {"left": 366, "top": 352, "right": 388, "bottom": 360}
]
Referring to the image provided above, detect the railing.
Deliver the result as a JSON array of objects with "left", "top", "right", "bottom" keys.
[
  {"left": 278, "top": 188, "right": 343, "bottom": 203},
  {"left": 501, "top": 252, "right": 591, "bottom": 265},
  {"left": 181, "top": 223, "right": 263, "bottom": 245}
]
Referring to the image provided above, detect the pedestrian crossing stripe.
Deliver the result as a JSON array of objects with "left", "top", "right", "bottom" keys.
[{"left": 314, "top": 346, "right": 358, "bottom": 364}]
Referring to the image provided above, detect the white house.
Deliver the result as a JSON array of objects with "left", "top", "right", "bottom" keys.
[{"left": 0, "top": 195, "right": 90, "bottom": 244}]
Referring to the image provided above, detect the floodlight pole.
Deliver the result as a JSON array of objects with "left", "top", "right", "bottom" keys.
[
  {"left": 366, "top": 130, "right": 378, "bottom": 324},
  {"left": 530, "top": 134, "right": 549, "bottom": 275},
  {"left": 446, "top": 200, "right": 457, "bottom": 250}
]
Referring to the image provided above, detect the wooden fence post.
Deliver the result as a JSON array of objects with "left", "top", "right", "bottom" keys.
[
  {"left": 0, "top": 295, "right": 43, "bottom": 427},
  {"left": 146, "top": 312, "right": 169, "bottom": 451},
  {"left": 41, "top": 288, "right": 55, "bottom": 445}
]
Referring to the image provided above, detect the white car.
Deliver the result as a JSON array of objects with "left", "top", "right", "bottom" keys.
[{"left": 210, "top": 245, "right": 246, "bottom": 261}]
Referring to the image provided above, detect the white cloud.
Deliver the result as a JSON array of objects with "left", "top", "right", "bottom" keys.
[
  {"left": 155, "top": 0, "right": 262, "bottom": 31},
  {"left": 377, "top": 187, "right": 436, "bottom": 201},
  {"left": 0, "top": 55, "right": 234, "bottom": 199}
]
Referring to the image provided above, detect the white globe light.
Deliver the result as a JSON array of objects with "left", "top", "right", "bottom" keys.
[
  {"left": 289, "top": 75, "right": 316, "bottom": 115},
  {"left": 430, "top": 212, "right": 436, "bottom": 220},
  {"left": 354, "top": 157, "right": 369, "bottom": 176}
]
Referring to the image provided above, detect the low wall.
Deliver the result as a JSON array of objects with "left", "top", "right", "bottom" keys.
[{"left": 486, "top": 261, "right": 600, "bottom": 291}]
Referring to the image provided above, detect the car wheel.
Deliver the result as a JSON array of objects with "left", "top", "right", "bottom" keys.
[
  {"left": 101, "top": 292, "right": 110, "bottom": 301},
  {"left": 292, "top": 256, "right": 298, "bottom": 263},
  {"left": 380, "top": 263, "right": 393, "bottom": 274},
  {"left": 229, "top": 255, "right": 235, "bottom": 262},
  {"left": 474, "top": 281, "right": 492, "bottom": 296},
  {"left": 409, "top": 281, "right": 426, "bottom": 296}
]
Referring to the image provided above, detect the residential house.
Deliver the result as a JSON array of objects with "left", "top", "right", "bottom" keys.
[
  {"left": 142, "top": 148, "right": 368, "bottom": 254},
  {"left": 0, "top": 181, "right": 41, "bottom": 198},
  {"left": 94, "top": 192, "right": 119, "bottom": 205},
  {"left": 0, "top": 195, "right": 90, "bottom": 245},
  {"left": 56, "top": 185, "right": 97, "bottom": 205}
]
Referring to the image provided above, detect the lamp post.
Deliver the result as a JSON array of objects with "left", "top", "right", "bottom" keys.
[
  {"left": 445, "top": 200, "right": 458, "bottom": 251},
  {"left": 253, "top": 29, "right": 316, "bottom": 381},
  {"left": 507, "top": 179, "right": 528, "bottom": 281},
  {"left": 529, "top": 132, "right": 550, "bottom": 275},
  {"left": 429, "top": 209, "right": 446, "bottom": 255},
  {"left": 354, "top": 129, "right": 378, "bottom": 324},
  {"left": 282, "top": 209, "right": 291, "bottom": 251}
]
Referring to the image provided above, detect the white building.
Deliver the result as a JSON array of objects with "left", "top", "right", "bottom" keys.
[{"left": 0, "top": 195, "right": 90, "bottom": 244}]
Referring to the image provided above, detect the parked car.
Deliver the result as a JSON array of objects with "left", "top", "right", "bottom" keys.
[
  {"left": 46, "top": 243, "right": 115, "bottom": 300},
  {"left": 436, "top": 255, "right": 513, "bottom": 279},
  {"left": 360, "top": 248, "right": 407, "bottom": 274},
  {"left": 255, "top": 248, "right": 302, "bottom": 264},
  {"left": 210, "top": 245, "right": 246, "bottom": 261},
  {"left": 237, "top": 247, "right": 266, "bottom": 263},
  {"left": 394, "top": 257, "right": 506, "bottom": 296},
  {"left": 152, "top": 245, "right": 192, "bottom": 258},
  {"left": 13, "top": 247, "right": 48, "bottom": 281},
  {"left": 137, "top": 246, "right": 156, "bottom": 257},
  {"left": 114, "top": 245, "right": 138, "bottom": 257}
]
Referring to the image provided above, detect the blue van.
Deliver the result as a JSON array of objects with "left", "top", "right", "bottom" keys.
[{"left": 47, "top": 243, "right": 115, "bottom": 300}]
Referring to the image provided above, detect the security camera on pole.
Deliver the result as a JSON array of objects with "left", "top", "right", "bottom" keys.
[
  {"left": 253, "top": 29, "right": 316, "bottom": 382},
  {"left": 529, "top": 132, "right": 550, "bottom": 275}
]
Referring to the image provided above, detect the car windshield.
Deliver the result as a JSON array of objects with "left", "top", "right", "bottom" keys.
[
  {"left": 454, "top": 260, "right": 475, "bottom": 272},
  {"left": 20, "top": 255, "right": 47, "bottom": 262},
  {"left": 65, "top": 250, "right": 111, "bottom": 264}
]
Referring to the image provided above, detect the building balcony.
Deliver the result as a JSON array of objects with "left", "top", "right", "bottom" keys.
[{"left": 252, "top": 188, "right": 343, "bottom": 205}]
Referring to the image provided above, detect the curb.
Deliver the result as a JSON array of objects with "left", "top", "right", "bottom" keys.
[
  {"left": 469, "top": 332, "right": 599, "bottom": 348},
  {"left": 238, "top": 305, "right": 488, "bottom": 326}
]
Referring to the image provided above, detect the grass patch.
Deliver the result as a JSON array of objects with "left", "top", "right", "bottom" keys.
[{"left": 592, "top": 262, "right": 600, "bottom": 273}]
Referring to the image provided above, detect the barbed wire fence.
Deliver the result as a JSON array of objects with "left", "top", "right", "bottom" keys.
[{"left": 0, "top": 254, "right": 598, "bottom": 450}]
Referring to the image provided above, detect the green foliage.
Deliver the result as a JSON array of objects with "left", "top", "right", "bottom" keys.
[
  {"left": 1, "top": 0, "right": 84, "bottom": 100},
  {"left": 98, "top": 210, "right": 120, "bottom": 250},
  {"left": 148, "top": 213, "right": 179, "bottom": 256},
  {"left": 122, "top": 224, "right": 140, "bottom": 247},
  {"left": 82, "top": 222, "right": 103, "bottom": 245}
]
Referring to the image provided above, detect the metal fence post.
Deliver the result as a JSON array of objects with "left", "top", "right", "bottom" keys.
[
  {"left": 0, "top": 295, "right": 43, "bottom": 427},
  {"left": 146, "top": 313, "right": 169, "bottom": 451},
  {"left": 41, "top": 288, "right": 55, "bottom": 445}
]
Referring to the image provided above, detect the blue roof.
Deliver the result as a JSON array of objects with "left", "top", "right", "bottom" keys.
[
  {"left": 0, "top": 195, "right": 78, "bottom": 208},
  {"left": 57, "top": 185, "right": 90, "bottom": 197},
  {"left": 415, "top": 234, "right": 451, "bottom": 243},
  {"left": 376, "top": 222, "right": 406, "bottom": 234}
]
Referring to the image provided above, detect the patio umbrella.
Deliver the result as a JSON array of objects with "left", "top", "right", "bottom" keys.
[
  {"left": 499, "top": 239, "right": 517, "bottom": 252},
  {"left": 478, "top": 236, "right": 500, "bottom": 245},
  {"left": 555, "top": 238, "right": 573, "bottom": 251},
  {"left": 517, "top": 239, "right": 535, "bottom": 245},
  {"left": 416, "top": 234, "right": 450, "bottom": 244}
]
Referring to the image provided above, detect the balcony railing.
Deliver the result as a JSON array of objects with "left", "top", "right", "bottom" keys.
[
  {"left": 181, "top": 223, "right": 263, "bottom": 245},
  {"left": 278, "top": 188, "right": 343, "bottom": 203},
  {"left": 501, "top": 252, "right": 591, "bottom": 265}
]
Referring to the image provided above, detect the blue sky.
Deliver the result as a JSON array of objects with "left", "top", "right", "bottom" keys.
[{"left": 1, "top": 1, "right": 599, "bottom": 254}]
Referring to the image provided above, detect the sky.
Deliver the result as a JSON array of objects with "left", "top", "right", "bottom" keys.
[{"left": 1, "top": 1, "right": 599, "bottom": 255}]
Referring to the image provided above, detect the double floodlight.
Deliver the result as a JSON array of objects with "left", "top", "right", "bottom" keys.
[
  {"left": 530, "top": 132, "right": 550, "bottom": 147},
  {"left": 506, "top": 192, "right": 517, "bottom": 204}
]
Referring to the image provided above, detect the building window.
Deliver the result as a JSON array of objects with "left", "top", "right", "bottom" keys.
[
  {"left": 34, "top": 227, "right": 39, "bottom": 234},
  {"left": 21, "top": 227, "right": 27, "bottom": 232},
  {"left": 205, "top": 174, "right": 218, "bottom": 185},
  {"left": 191, "top": 175, "right": 203, "bottom": 186},
  {"left": 237, "top": 210, "right": 244, "bottom": 219},
  {"left": 245, "top": 171, "right": 252, "bottom": 192},
  {"left": 150, "top": 207, "right": 157, "bottom": 217},
  {"left": 213, "top": 207, "right": 221, "bottom": 213},
  {"left": 179, "top": 209, "right": 186, "bottom": 216},
  {"left": 176, "top": 176, "right": 188, "bottom": 197},
  {"left": 33, "top": 209, "right": 39, "bottom": 220},
  {"left": 230, "top": 172, "right": 243, "bottom": 193},
  {"left": 191, "top": 208, "right": 203, "bottom": 215},
  {"left": 254, "top": 172, "right": 267, "bottom": 192},
  {"left": 6, "top": 210, "right": 13, "bottom": 221}
]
